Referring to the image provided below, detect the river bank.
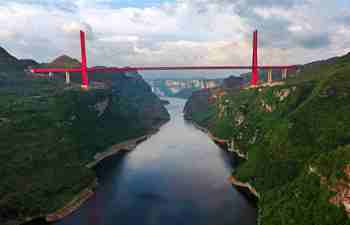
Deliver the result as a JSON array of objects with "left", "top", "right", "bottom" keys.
[
  {"left": 46, "top": 122, "right": 168, "bottom": 224},
  {"left": 45, "top": 180, "right": 98, "bottom": 222},
  {"left": 19, "top": 120, "right": 169, "bottom": 225},
  {"left": 186, "top": 118, "right": 259, "bottom": 202},
  {"left": 181, "top": 51, "right": 350, "bottom": 224},
  {"left": 187, "top": 119, "right": 228, "bottom": 148}
]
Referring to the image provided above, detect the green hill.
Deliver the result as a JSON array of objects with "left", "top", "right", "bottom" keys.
[
  {"left": 184, "top": 52, "right": 350, "bottom": 225},
  {"left": 43, "top": 55, "right": 81, "bottom": 68},
  {"left": 0, "top": 49, "right": 169, "bottom": 225}
]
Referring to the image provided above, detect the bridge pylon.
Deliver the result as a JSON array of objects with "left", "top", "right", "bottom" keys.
[
  {"left": 29, "top": 30, "right": 296, "bottom": 89},
  {"left": 251, "top": 30, "right": 259, "bottom": 86},
  {"left": 80, "top": 31, "right": 89, "bottom": 89}
]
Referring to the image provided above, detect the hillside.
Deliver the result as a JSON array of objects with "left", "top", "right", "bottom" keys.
[
  {"left": 184, "top": 52, "right": 350, "bottom": 225},
  {"left": 44, "top": 55, "right": 81, "bottom": 68},
  {"left": 0, "top": 50, "right": 170, "bottom": 225},
  {"left": 183, "top": 75, "right": 244, "bottom": 125},
  {"left": 0, "top": 47, "right": 21, "bottom": 69},
  {"left": 0, "top": 47, "right": 38, "bottom": 71}
]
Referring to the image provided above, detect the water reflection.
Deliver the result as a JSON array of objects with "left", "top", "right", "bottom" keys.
[{"left": 54, "top": 98, "right": 257, "bottom": 225}]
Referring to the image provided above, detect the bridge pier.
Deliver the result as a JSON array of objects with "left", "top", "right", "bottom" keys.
[
  {"left": 49, "top": 72, "right": 53, "bottom": 78},
  {"left": 65, "top": 72, "right": 70, "bottom": 84},
  {"left": 267, "top": 69, "right": 273, "bottom": 84},
  {"left": 251, "top": 30, "right": 259, "bottom": 86},
  {"left": 282, "top": 68, "right": 288, "bottom": 80},
  {"left": 80, "top": 31, "right": 89, "bottom": 89}
]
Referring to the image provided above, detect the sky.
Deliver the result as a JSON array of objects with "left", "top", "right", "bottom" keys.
[{"left": 0, "top": 0, "right": 349, "bottom": 78}]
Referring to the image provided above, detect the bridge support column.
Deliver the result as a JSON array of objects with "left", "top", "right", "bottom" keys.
[
  {"left": 267, "top": 69, "right": 273, "bottom": 84},
  {"left": 80, "top": 31, "right": 89, "bottom": 89},
  {"left": 49, "top": 72, "right": 53, "bottom": 78},
  {"left": 251, "top": 30, "right": 259, "bottom": 86},
  {"left": 282, "top": 68, "right": 288, "bottom": 80},
  {"left": 65, "top": 72, "right": 70, "bottom": 84}
]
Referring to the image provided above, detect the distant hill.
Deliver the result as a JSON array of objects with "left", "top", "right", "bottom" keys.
[
  {"left": 44, "top": 55, "right": 81, "bottom": 68},
  {"left": 173, "top": 87, "right": 198, "bottom": 99},
  {"left": 0, "top": 47, "right": 38, "bottom": 72},
  {"left": 19, "top": 59, "right": 39, "bottom": 68},
  {"left": 0, "top": 47, "right": 18, "bottom": 67},
  {"left": 222, "top": 76, "right": 245, "bottom": 89},
  {"left": 149, "top": 79, "right": 222, "bottom": 98}
]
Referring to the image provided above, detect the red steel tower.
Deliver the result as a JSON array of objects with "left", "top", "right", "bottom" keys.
[
  {"left": 30, "top": 30, "right": 295, "bottom": 88},
  {"left": 80, "top": 31, "right": 89, "bottom": 88},
  {"left": 251, "top": 30, "right": 258, "bottom": 86}
]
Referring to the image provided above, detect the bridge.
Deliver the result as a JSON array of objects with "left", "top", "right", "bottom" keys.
[{"left": 30, "top": 30, "right": 296, "bottom": 89}]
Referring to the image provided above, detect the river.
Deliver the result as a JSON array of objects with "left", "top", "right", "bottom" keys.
[{"left": 54, "top": 98, "right": 257, "bottom": 225}]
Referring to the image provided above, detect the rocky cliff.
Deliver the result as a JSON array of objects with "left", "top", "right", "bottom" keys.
[
  {"left": 184, "top": 89, "right": 213, "bottom": 121},
  {"left": 183, "top": 75, "right": 244, "bottom": 127},
  {"left": 184, "top": 52, "right": 350, "bottom": 225},
  {"left": 0, "top": 49, "right": 170, "bottom": 225}
]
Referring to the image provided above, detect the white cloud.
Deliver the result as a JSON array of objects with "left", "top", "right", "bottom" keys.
[
  {"left": 0, "top": 0, "right": 348, "bottom": 78},
  {"left": 0, "top": 30, "right": 17, "bottom": 39},
  {"left": 253, "top": 7, "right": 288, "bottom": 19},
  {"left": 62, "top": 22, "right": 85, "bottom": 34},
  {"left": 99, "top": 35, "right": 140, "bottom": 43}
]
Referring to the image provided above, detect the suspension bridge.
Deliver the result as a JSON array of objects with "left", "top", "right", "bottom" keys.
[{"left": 30, "top": 30, "right": 296, "bottom": 89}]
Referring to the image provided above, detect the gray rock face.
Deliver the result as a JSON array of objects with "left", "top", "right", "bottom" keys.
[
  {"left": 222, "top": 76, "right": 244, "bottom": 89},
  {"left": 183, "top": 89, "right": 212, "bottom": 120}
]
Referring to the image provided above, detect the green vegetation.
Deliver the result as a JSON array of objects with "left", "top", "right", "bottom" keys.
[
  {"left": 187, "top": 52, "right": 350, "bottom": 225},
  {"left": 0, "top": 66, "right": 169, "bottom": 224},
  {"left": 188, "top": 105, "right": 215, "bottom": 128}
]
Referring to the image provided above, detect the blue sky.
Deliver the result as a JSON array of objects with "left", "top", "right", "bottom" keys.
[{"left": 0, "top": 0, "right": 349, "bottom": 78}]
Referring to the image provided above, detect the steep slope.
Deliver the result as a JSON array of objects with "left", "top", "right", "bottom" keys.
[
  {"left": 0, "top": 47, "right": 38, "bottom": 72},
  {"left": 183, "top": 75, "right": 244, "bottom": 128},
  {"left": 0, "top": 51, "right": 169, "bottom": 225},
  {"left": 0, "top": 48, "right": 40, "bottom": 92},
  {"left": 0, "top": 47, "right": 21, "bottom": 70},
  {"left": 184, "top": 52, "right": 350, "bottom": 225}
]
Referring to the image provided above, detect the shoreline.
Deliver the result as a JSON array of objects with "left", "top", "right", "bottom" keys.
[
  {"left": 188, "top": 120, "right": 229, "bottom": 146},
  {"left": 48, "top": 121, "right": 167, "bottom": 223},
  {"left": 21, "top": 120, "right": 169, "bottom": 225},
  {"left": 187, "top": 118, "right": 259, "bottom": 202},
  {"left": 188, "top": 119, "right": 249, "bottom": 160},
  {"left": 86, "top": 133, "right": 151, "bottom": 169},
  {"left": 87, "top": 120, "right": 168, "bottom": 169},
  {"left": 45, "top": 179, "right": 98, "bottom": 222},
  {"left": 228, "top": 176, "right": 260, "bottom": 201},
  {"left": 85, "top": 120, "right": 169, "bottom": 169}
]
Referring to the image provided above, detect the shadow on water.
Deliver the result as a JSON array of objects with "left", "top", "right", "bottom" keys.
[
  {"left": 94, "top": 151, "right": 129, "bottom": 180},
  {"left": 23, "top": 218, "right": 48, "bottom": 225}
]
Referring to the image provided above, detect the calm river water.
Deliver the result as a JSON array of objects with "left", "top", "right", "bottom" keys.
[{"left": 54, "top": 98, "right": 257, "bottom": 225}]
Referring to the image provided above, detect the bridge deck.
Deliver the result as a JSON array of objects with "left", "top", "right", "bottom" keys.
[{"left": 31, "top": 65, "right": 297, "bottom": 74}]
